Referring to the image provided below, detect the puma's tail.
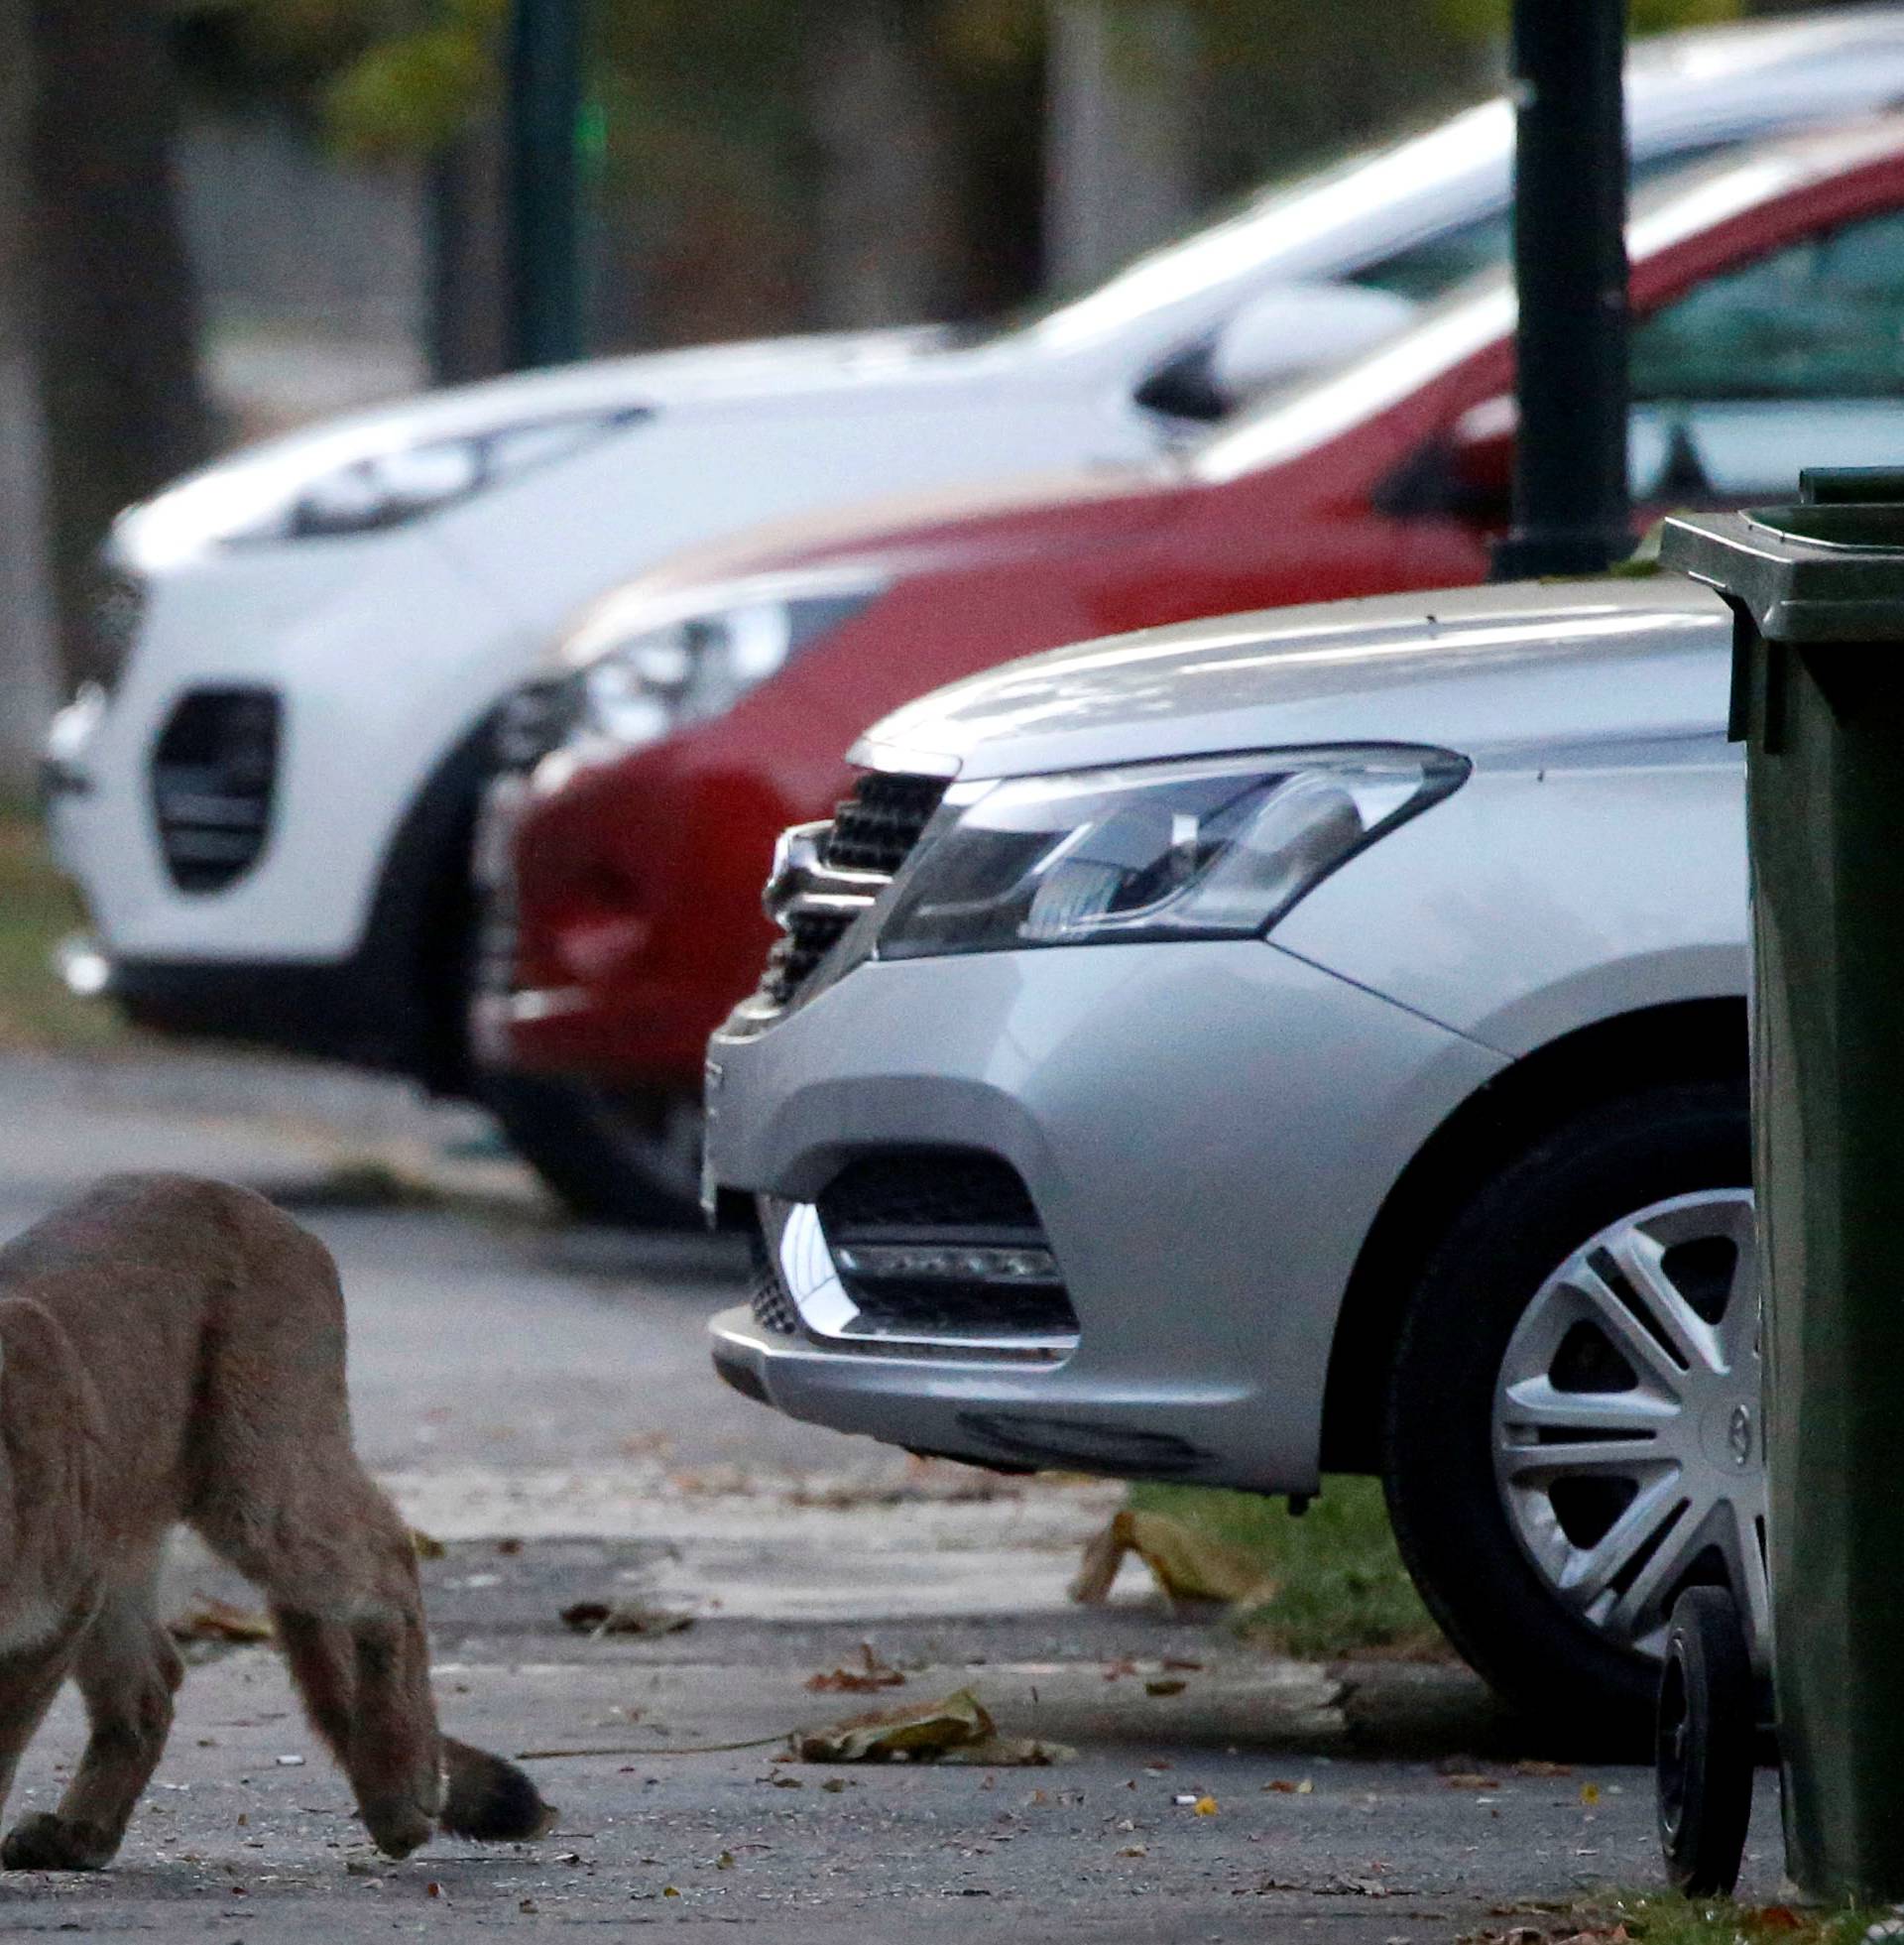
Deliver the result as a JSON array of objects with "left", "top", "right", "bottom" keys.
[{"left": 439, "top": 1738, "right": 557, "bottom": 1841}]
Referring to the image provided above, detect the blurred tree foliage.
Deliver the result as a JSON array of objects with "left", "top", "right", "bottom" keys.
[
  {"left": 155, "top": 0, "right": 1807, "bottom": 350},
  {"left": 1437, "top": 0, "right": 1741, "bottom": 33}
]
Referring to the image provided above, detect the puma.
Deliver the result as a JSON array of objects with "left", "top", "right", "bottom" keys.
[{"left": 0, "top": 1172, "right": 553, "bottom": 1870}]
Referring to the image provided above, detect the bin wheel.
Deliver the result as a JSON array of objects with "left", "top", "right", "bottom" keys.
[{"left": 1656, "top": 1585, "right": 1755, "bottom": 1895}]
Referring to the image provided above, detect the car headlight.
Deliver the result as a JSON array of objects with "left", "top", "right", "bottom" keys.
[
  {"left": 877, "top": 747, "right": 1467, "bottom": 959},
  {"left": 565, "top": 580, "right": 889, "bottom": 751},
  {"left": 127, "top": 408, "right": 649, "bottom": 562},
  {"left": 277, "top": 409, "right": 649, "bottom": 541}
]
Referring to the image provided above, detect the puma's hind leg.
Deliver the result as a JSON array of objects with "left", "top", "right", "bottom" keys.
[
  {"left": 2, "top": 1560, "right": 181, "bottom": 1872},
  {"left": 201, "top": 1474, "right": 444, "bottom": 1860}
]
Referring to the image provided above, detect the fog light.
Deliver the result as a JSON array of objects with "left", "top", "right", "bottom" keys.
[
  {"left": 56, "top": 933, "right": 112, "bottom": 999},
  {"left": 832, "top": 1242, "right": 1062, "bottom": 1285}
]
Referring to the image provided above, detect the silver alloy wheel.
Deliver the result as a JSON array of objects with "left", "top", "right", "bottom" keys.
[{"left": 1492, "top": 1188, "right": 1767, "bottom": 1668}]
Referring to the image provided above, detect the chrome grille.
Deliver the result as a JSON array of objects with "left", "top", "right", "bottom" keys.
[
  {"left": 755, "top": 772, "right": 946, "bottom": 1011},
  {"left": 467, "top": 774, "right": 529, "bottom": 1039},
  {"left": 150, "top": 687, "right": 281, "bottom": 894},
  {"left": 494, "top": 673, "right": 585, "bottom": 773},
  {"left": 822, "top": 771, "right": 949, "bottom": 873},
  {"left": 750, "top": 1236, "right": 800, "bottom": 1336}
]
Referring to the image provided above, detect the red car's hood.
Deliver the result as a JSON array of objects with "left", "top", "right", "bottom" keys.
[{"left": 560, "top": 459, "right": 1187, "bottom": 647}]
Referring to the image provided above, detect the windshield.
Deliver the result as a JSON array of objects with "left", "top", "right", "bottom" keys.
[{"left": 1193, "top": 148, "right": 1812, "bottom": 485}]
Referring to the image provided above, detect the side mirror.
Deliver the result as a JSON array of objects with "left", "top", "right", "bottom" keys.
[{"left": 1209, "top": 282, "right": 1418, "bottom": 406}]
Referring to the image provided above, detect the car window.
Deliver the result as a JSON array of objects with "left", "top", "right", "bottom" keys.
[
  {"left": 1633, "top": 205, "right": 1904, "bottom": 401},
  {"left": 1350, "top": 211, "right": 1513, "bottom": 303},
  {"left": 1350, "top": 147, "right": 1736, "bottom": 304}
]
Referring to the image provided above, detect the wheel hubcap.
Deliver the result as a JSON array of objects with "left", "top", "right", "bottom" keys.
[{"left": 1492, "top": 1189, "right": 1767, "bottom": 1666}]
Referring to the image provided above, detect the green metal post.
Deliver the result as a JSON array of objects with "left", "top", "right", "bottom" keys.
[
  {"left": 505, "top": 0, "right": 585, "bottom": 370},
  {"left": 1662, "top": 473, "right": 1904, "bottom": 1899}
]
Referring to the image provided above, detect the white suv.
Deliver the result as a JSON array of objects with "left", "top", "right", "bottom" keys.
[{"left": 45, "top": 10, "right": 1904, "bottom": 1145}]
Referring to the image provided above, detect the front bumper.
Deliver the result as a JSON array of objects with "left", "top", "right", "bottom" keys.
[
  {"left": 46, "top": 533, "right": 508, "bottom": 966},
  {"left": 476, "top": 734, "right": 793, "bottom": 1091},
  {"left": 57, "top": 935, "right": 441, "bottom": 1073},
  {"left": 704, "top": 938, "right": 1504, "bottom": 1493}
]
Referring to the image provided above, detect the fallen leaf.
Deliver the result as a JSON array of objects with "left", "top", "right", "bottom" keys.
[
  {"left": 1253, "top": 1875, "right": 1403, "bottom": 1898},
  {"left": 1262, "top": 1778, "right": 1315, "bottom": 1795},
  {"left": 559, "top": 1600, "right": 694, "bottom": 1639},
  {"left": 168, "top": 1597, "right": 275, "bottom": 1645},
  {"left": 662, "top": 1885, "right": 680, "bottom": 1898},
  {"left": 1118, "top": 1844, "right": 1148, "bottom": 1858},
  {"left": 410, "top": 1528, "right": 446, "bottom": 1561},
  {"left": 1070, "top": 1510, "right": 1274, "bottom": 1607},
  {"left": 1752, "top": 1908, "right": 1803, "bottom": 1932},
  {"left": 941, "top": 1737, "right": 1075, "bottom": 1767},
  {"left": 793, "top": 1689, "right": 996, "bottom": 1763},
  {"left": 1145, "top": 1678, "right": 1187, "bottom": 1697},
  {"left": 1444, "top": 1773, "right": 1501, "bottom": 1790},
  {"left": 716, "top": 1852, "right": 735, "bottom": 1871},
  {"left": 805, "top": 1642, "right": 906, "bottom": 1695},
  {"left": 1194, "top": 1795, "right": 1219, "bottom": 1816},
  {"left": 1512, "top": 1760, "right": 1573, "bottom": 1778},
  {"left": 1579, "top": 1782, "right": 1602, "bottom": 1808}
]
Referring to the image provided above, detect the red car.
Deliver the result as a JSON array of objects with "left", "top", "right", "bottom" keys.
[{"left": 480, "top": 121, "right": 1904, "bottom": 1220}]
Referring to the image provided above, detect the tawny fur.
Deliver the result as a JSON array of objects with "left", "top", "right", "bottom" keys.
[{"left": 0, "top": 1172, "right": 554, "bottom": 1871}]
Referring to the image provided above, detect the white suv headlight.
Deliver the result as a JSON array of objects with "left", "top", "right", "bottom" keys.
[
  {"left": 877, "top": 748, "right": 1467, "bottom": 958},
  {"left": 130, "top": 408, "right": 649, "bottom": 562}
]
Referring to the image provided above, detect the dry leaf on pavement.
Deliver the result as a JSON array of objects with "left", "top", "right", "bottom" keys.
[
  {"left": 940, "top": 1736, "right": 1075, "bottom": 1766},
  {"left": 792, "top": 1687, "right": 992, "bottom": 1762},
  {"left": 804, "top": 1642, "right": 906, "bottom": 1694},
  {"left": 559, "top": 1600, "right": 695, "bottom": 1639},
  {"left": 1069, "top": 1510, "right": 1273, "bottom": 1607},
  {"left": 789, "top": 1687, "right": 1069, "bottom": 1763}
]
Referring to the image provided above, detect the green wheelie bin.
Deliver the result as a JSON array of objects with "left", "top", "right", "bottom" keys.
[{"left": 1659, "top": 468, "right": 1904, "bottom": 1900}]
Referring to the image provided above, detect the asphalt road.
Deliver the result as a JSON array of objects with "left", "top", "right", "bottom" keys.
[{"left": 0, "top": 1050, "right": 1789, "bottom": 1939}]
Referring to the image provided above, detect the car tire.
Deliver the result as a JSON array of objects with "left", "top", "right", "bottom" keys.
[
  {"left": 1382, "top": 1079, "right": 1754, "bottom": 1742},
  {"left": 481, "top": 1071, "right": 704, "bottom": 1230}
]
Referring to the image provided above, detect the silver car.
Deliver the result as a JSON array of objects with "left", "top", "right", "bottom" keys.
[{"left": 702, "top": 573, "right": 1758, "bottom": 1729}]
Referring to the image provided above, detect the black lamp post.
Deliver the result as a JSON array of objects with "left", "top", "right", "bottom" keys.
[
  {"left": 1491, "top": 0, "right": 1632, "bottom": 580},
  {"left": 504, "top": 0, "right": 585, "bottom": 370}
]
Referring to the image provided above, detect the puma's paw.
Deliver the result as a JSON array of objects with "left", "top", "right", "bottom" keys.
[
  {"left": 362, "top": 1799, "right": 434, "bottom": 1861},
  {"left": 2, "top": 1812, "right": 115, "bottom": 1872}
]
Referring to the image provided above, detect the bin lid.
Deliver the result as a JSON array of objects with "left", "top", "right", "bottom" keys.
[{"left": 1659, "top": 468, "right": 1904, "bottom": 644}]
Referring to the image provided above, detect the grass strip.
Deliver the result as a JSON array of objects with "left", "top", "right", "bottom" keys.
[
  {"left": 0, "top": 808, "right": 124, "bottom": 1051},
  {"left": 1127, "top": 1475, "right": 1448, "bottom": 1659}
]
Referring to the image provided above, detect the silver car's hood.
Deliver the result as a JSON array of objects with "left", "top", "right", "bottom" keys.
[{"left": 855, "top": 575, "right": 1735, "bottom": 781}]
